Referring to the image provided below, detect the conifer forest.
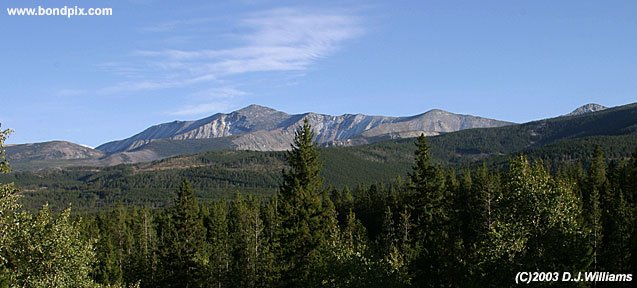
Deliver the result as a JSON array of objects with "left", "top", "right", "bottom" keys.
[{"left": 0, "top": 120, "right": 635, "bottom": 287}]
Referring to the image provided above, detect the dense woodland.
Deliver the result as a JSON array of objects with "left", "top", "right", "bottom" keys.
[{"left": 1, "top": 120, "right": 636, "bottom": 287}]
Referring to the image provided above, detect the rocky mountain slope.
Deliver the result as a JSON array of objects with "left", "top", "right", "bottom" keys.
[
  {"left": 4, "top": 102, "right": 636, "bottom": 209},
  {"left": 566, "top": 103, "right": 607, "bottom": 116},
  {"left": 96, "top": 104, "right": 513, "bottom": 153},
  {"left": 10, "top": 102, "right": 632, "bottom": 170}
]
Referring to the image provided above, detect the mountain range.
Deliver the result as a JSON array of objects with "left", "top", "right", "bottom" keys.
[
  {"left": 6, "top": 102, "right": 631, "bottom": 171},
  {"left": 96, "top": 104, "right": 513, "bottom": 153},
  {"left": 5, "top": 104, "right": 515, "bottom": 168},
  {"left": 3, "top": 102, "right": 635, "bottom": 210}
]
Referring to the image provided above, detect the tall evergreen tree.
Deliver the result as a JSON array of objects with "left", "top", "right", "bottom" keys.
[
  {"left": 159, "top": 179, "right": 207, "bottom": 288},
  {"left": 407, "top": 134, "right": 450, "bottom": 286},
  {"left": 260, "top": 193, "right": 281, "bottom": 285},
  {"left": 127, "top": 206, "right": 158, "bottom": 286},
  {"left": 277, "top": 118, "right": 336, "bottom": 287},
  {"left": 380, "top": 206, "right": 396, "bottom": 257},
  {"left": 229, "top": 193, "right": 265, "bottom": 288},
  {"left": 205, "top": 200, "right": 231, "bottom": 288},
  {"left": 467, "top": 164, "right": 498, "bottom": 250},
  {"left": 393, "top": 206, "right": 416, "bottom": 285},
  {"left": 603, "top": 191, "right": 633, "bottom": 272},
  {"left": 587, "top": 146, "right": 606, "bottom": 271},
  {"left": 93, "top": 209, "right": 124, "bottom": 285}
]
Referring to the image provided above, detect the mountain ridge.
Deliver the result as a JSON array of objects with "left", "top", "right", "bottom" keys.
[
  {"left": 8, "top": 102, "right": 636, "bottom": 171},
  {"left": 4, "top": 102, "right": 636, "bottom": 210},
  {"left": 96, "top": 104, "right": 513, "bottom": 154},
  {"left": 5, "top": 141, "right": 104, "bottom": 162}
]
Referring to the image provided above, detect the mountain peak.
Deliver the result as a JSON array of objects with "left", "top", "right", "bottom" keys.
[
  {"left": 425, "top": 109, "right": 452, "bottom": 114},
  {"left": 236, "top": 104, "right": 280, "bottom": 115},
  {"left": 566, "top": 103, "right": 607, "bottom": 116},
  {"left": 96, "top": 105, "right": 512, "bottom": 155}
]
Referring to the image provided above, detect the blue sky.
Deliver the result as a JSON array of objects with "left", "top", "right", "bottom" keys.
[{"left": 1, "top": 0, "right": 636, "bottom": 147}]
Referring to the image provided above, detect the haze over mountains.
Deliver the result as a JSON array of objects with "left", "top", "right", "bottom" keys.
[{"left": 4, "top": 102, "right": 629, "bottom": 169}]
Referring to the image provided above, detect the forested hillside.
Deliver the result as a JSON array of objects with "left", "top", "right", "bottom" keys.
[
  {"left": 3, "top": 102, "right": 637, "bottom": 211},
  {"left": 1, "top": 121, "right": 636, "bottom": 287}
]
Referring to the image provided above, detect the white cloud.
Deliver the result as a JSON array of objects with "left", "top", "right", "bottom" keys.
[{"left": 103, "top": 7, "right": 362, "bottom": 94}]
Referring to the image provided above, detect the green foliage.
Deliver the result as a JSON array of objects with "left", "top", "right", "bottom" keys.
[
  {"left": 2, "top": 128, "right": 144, "bottom": 287},
  {"left": 1, "top": 115, "right": 636, "bottom": 287},
  {"left": 480, "top": 156, "right": 589, "bottom": 286},
  {"left": 324, "top": 209, "right": 407, "bottom": 288},
  {"left": 586, "top": 146, "right": 606, "bottom": 271},
  {"left": 0, "top": 128, "right": 18, "bottom": 285},
  {"left": 158, "top": 180, "right": 207, "bottom": 287},
  {"left": 277, "top": 118, "right": 337, "bottom": 287},
  {"left": 408, "top": 134, "right": 451, "bottom": 286},
  {"left": 229, "top": 193, "right": 265, "bottom": 287},
  {"left": 7, "top": 205, "right": 97, "bottom": 287},
  {"left": 4, "top": 126, "right": 637, "bottom": 212},
  {"left": 3, "top": 128, "right": 98, "bottom": 287},
  {"left": 67, "top": 140, "right": 632, "bottom": 287},
  {"left": 203, "top": 200, "right": 230, "bottom": 287}
]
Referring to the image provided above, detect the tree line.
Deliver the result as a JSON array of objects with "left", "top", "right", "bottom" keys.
[{"left": 1, "top": 121, "right": 636, "bottom": 287}]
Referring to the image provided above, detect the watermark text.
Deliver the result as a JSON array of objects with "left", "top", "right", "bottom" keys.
[{"left": 5, "top": 5, "right": 113, "bottom": 18}]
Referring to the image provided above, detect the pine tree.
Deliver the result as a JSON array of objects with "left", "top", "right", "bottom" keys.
[
  {"left": 379, "top": 205, "right": 410, "bottom": 286},
  {"left": 260, "top": 194, "right": 280, "bottom": 286},
  {"left": 587, "top": 146, "right": 606, "bottom": 271},
  {"left": 277, "top": 118, "right": 336, "bottom": 287},
  {"left": 603, "top": 191, "right": 633, "bottom": 272},
  {"left": 342, "top": 209, "right": 368, "bottom": 254},
  {"left": 467, "top": 164, "right": 498, "bottom": 248},
  {"left": 115, "top": 204, "right": 135, "bottom": 283},
  {"left": 396, "top": 207, "right": 415, "bottom": 284},
  {"left": 159, "top": 179, "right": 207, "bottom": 287},
  {"left": 127, "top": 206, "right": 158, "bottom": 286},
  {"left": 94, "top": 211, "right": 124, "bottom": 285},
  {"left": 205, "top": 200, "right": 231, "bottom": 288},
  {"left": 380, "top": 206, "right": 396, "bottom": 256},
  {"left": 229, "top": 193, "right": 264, "bottom": 287},
  {"left": 408, "top": 134, "right": 449, "bottom": 286}
]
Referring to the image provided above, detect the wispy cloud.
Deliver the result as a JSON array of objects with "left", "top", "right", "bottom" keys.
[
  {"left": 102, "top": 7, "right": 362, "bottom": 95},
  {"left": 170, "top": 87, "right": 248, "bottom": 117}
]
